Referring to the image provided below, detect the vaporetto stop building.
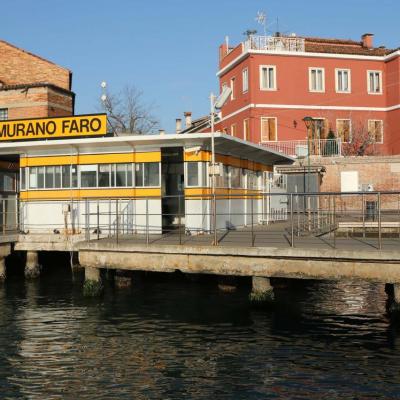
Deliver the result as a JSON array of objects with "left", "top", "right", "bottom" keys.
[{"left": 0, "top": 113, "right": 291, "bottom": 236}]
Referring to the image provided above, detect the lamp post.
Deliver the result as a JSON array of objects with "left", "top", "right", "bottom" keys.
[
  {"left": 209, "top": 87, "right": 231, "bottom": 245},
  {"left": 302, "top": 116, "right": 314, "bottom": 193}
]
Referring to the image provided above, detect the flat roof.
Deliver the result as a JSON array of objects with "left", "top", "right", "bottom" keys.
[{"left": 0, "top": 132, "right": 294, "bottom": 165}]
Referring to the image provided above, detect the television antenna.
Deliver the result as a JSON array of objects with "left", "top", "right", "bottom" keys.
[{"left": 255, "top": 11, "right": 267, "bottom": 36}]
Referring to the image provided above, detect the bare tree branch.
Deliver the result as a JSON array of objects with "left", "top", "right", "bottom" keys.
[{"left": 100, "top": 84, "right": 159, "bottom": 135}]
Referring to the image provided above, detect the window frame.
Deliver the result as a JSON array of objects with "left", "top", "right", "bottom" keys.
[
  {"left": 309, "top": 67, "right": 325, "bottom": 93},
  {"left": 230, "top": 77, "right": 236, "bottom": 100},
  {"left": 259, "top": 65, "right": 277, "bottom": 91},
  {"left": 242, "top": 68, "right": 249, "bottom": 93},
  {"left": 368, "top": 119, "right": 384, "bottom": 143},
  {"left": 335, "top": 68, "right": 351, "bottom": 93},
  {"left": 243, "top": 118, "right": 250, "bottom": 141},
  {"left": 230, "top": 123, "right": 237, "bottom": 137},
  {"left": 260, "top": 117, "right": 278, "bottom": 142},
  {"left": 0, "top": 108, "right": 8, "bottom": 121},
  {"left": 336, "top": 119, "right": 352, "bottom": 143},
  {"left": 367, "top": 70, "right": 383, "bottom": 95}
]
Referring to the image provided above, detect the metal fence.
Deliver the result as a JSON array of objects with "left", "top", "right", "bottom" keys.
[
  {"left": 13, "top": 191, "right": 400, "bottom": 251},
  {"left": 260, "top": 139, "right": 342, "bottom": 158}
]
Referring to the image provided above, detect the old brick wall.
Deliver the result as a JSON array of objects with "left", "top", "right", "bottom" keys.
[{"left": 0, "top": 41, "right": 71, "bottom": 90}]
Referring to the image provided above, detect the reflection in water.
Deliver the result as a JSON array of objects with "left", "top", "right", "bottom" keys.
[{"left": 0, "top": 269, "right": 400, "bottom": 399}]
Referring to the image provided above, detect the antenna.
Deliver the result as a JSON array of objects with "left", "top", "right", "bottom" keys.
[{"left": 255, "top": 11, "right": 267, "bottom": 36}]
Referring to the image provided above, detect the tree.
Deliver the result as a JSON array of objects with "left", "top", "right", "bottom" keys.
[
  {"left": 341, "top": 120, "right": 380, "bottom": 156},
  {"left": 101, "top": 84, "right": 158, "bottom": 135}
]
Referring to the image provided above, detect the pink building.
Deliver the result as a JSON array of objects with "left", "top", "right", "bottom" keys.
[{"left": 214, "top": 33, "right": 400, "bottom": 156}]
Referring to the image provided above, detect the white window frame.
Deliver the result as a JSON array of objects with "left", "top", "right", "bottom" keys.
[
  {"left": 309, "top": 67, "right": 325, "bottom": 93},
  {"left": 230, "top": 77, "right": 235, "bottom": 100},
  {"left": 230, "top": 123, "right": 237, "bottom": 137},
  {"left": 242, "top": 68, "right": 248, "bottom": 93},
  {"left": 259, "top": 65, "right": 277, "bottom": 91},
  {"left": 335, "top": 69, "right": 351, "bottom": 93},
  {"left": 368, "top": 119, "right": 384, "bottom": 143},
  {"left": 336, "top": 119, "right": 352, "bottom": 143},
  {"left": 243, "top": 118, "right": 250, "bottom": 141},
  {"left": 260, "top": 117, "right": 278, "bottom": 142},
  {"left": 367, "top": 70, "right": 383, "bottom": 94}
]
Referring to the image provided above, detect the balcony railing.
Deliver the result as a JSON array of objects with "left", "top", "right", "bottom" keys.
[
  {"left": 244, "top": 35, "right": 305, "bottom": 52},
  {"left": 260, "top": 139, "right": 342, "bottom": 158}
]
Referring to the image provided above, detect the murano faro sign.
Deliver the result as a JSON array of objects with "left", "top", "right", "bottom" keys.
[{"left": 0, "top": 114, "right": 107, "bottom": 141}]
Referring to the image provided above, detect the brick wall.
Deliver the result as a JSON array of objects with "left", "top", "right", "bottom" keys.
[
  {"left": 302, "top": 156, "right": 400, "bottom": 192},
  {"left": 0, "top": 41, "right": 71, "bottom": 89}
]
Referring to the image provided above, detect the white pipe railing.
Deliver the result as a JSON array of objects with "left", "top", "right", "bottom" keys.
[
  {"left": 260, "top": 139, "right": 342, "bottom": 158},
  {"left": 244, "top": 35, "right": 305, "bottom": 52}
]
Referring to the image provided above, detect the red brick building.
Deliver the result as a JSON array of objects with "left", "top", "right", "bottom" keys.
[
  {"left": 0, "top": 40, "right": 74, "bottom": 120},
  {"left": 215, "top": 33, "right": 400, "bottom": 156}
]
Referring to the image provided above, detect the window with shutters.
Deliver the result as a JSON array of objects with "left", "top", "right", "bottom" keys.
[
  {"left": 368, "top": 120, "right": 383, "bottom": 143},
  {"left": 260, "top": 117, "right": 277, "bottom": 142},
  {"left": 336, "top": 119, "right": 351, "bottom": 142}
]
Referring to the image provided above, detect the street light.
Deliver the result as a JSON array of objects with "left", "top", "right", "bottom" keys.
[
  {"left": 302, "top": 116, "right": 314, "bottom": 193},
  {"left": 210, "top": 87, "right": 231, "bottom": 245}
]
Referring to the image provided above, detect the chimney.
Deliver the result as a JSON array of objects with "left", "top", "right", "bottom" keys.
[
  {"left": 175, "top": 118, "right": 182, "bottom": 134},
  {"left": 159, "top": 129, "right": 165, "bottom": 135},
  {"left": 362, "top": 33, "right": 374, "bottom": 49},
  {"left": 184, "top": 111, "right": 192, "bottom": 129}
]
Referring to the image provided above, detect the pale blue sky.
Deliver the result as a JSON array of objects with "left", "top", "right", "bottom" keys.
[{"left": 2, "top": 0, "right": 399, "bottom": 131}]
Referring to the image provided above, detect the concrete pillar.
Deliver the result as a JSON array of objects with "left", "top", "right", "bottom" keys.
[
  {"left": 0, "top": 258, "right": 5, "bottom": 281},
  {"left": 83, "top": 266, "right": 102, "bottom": 296},
  {"left": 25, "top": 251, "right": 40, "bottom": 279},
  {"left": 394, "top": 284, "right": 400, "bottom": 304},
  {"left": 249, "top": 276, "right": 274, "bottom": 303}
]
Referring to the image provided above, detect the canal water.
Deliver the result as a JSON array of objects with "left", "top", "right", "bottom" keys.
[{"left": 0, "top": 261, "right": 400, "bottom": 399}]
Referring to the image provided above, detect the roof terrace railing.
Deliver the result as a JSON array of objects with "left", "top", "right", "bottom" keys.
[
  {"left": 260, "top": 139, "right": 342, "bottom": 158},
  {"left": 244, "top": 35, "right": 306, "bottom": 52}
]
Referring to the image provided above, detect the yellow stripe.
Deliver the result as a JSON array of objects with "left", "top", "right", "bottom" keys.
[
  {"left": 184, "top": 150, "right": 211, "bottom": 162},
  {"left": 21, "top": 151, "right": 161, "bottom": 167},
  {"left": 20, "top": 187, "right": 161, "bottom": 200}
]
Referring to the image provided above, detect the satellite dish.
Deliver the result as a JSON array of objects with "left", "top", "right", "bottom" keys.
[{"left": 214, "top": 86, "right": 232, "bottom": 109}]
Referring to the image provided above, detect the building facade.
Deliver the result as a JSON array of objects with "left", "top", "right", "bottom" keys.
[
  {"left": 215, "top": 33, "right": 400, "bottom": 156},
  {"left": 0, "top": 40, "right": 74, "bottom": 120}
]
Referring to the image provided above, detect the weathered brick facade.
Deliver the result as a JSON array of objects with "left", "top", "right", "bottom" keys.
[{"left": 0, "top": 40, "right": 74, "bottom": 119}]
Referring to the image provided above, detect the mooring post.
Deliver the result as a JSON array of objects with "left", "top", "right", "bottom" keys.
[{"left": 83, "top": 266, "right": 102, "bottom": 296}]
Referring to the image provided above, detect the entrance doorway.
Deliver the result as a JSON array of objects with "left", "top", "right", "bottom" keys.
[{"left": 161, "top": 147, "right": 185, "bottom": 232}]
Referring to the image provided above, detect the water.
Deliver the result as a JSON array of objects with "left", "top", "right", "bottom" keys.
[{"left": 0, "top": 263, "right": 400, "bottom": 399}]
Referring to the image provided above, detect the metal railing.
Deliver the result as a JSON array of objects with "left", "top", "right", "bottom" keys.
[
  {"left": 14, "top": 191, "right": 400, "bottom": 251},
  {"left": 244, "top": 35, "right": 305, "bottom": 52},
  {"left": 260, "top": 139, "right": 342, "bottom": 158}
]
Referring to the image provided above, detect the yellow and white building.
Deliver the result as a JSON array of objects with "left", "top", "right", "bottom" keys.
[{"left": 0, "top": 114, "right": 292, "bottom": 235}]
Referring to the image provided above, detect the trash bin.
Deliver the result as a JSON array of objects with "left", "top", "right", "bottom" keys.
[{"left": 365, "top": 201, "right": 377, "bottom": 221}]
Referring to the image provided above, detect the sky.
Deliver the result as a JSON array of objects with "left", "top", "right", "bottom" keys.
[{"left": 2, "top": 0, "right": 400, "bottom": 132}]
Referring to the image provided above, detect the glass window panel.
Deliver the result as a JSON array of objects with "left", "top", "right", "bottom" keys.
[
  {"left": 231, "top": 167, "right": 240, "bottom": 188},
  {"left": 127, "top": 164, "right": 132, "bottom": 186},
  {"left": 21, "top": 168, "right": 26, "bottom": 190},
  {"left": 116, "top": 164, "right": 127, "bottom": 187},
  {"left": 187, "top": 162, "right": 199, "bottom": 186},
  {"left": 62, "top": 165, "right": 71, "bottom": 188},
  {"left": 37, "top": 167, "right": 45, "bottom": 189},
  {"left": 54, "top": 166, "right": 62, "bottom": 188},
  {"left": 29, "top": 167, "right": 37, "bottom": 189},
  {"left": 71, "top": 165, "right": 78, "bottom": 188},
  {"left": 135, "top": 163, "right": 143, "bottom": 187},
  {"left": 144, "top": 163, "right": 160, "bottom": 186},
  {"left": 80, "top": 165, "right": 97, "bottom": 187},
  {"left": 98, "top": 164, "right": 111, "bottom": 187},
  {"left": 45, "top": 166, "right": 54, "bottom": 189}
]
